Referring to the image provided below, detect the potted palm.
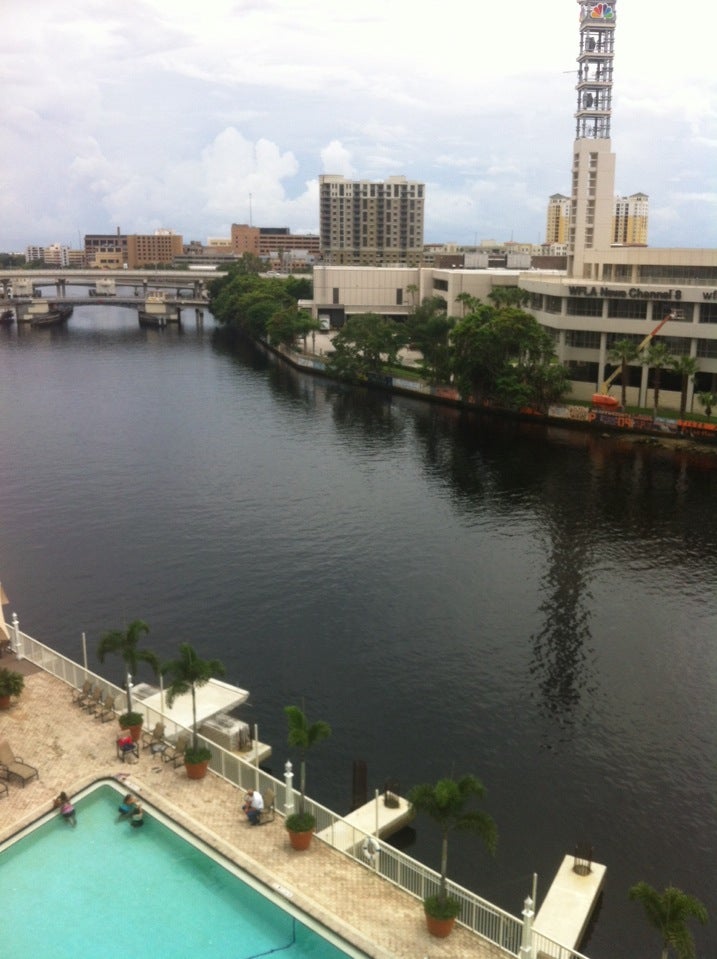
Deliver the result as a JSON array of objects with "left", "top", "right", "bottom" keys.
[
  {"left": 0, "top": 667, "right": 24, "bottom": 709},
  {"left": 162, "top": 642, "right": 226, "bottom": 780},
  {"left": 97, "top": 619, "right": 160, "bottom": 740},
  {"left": 284, "top": 704, "right": 331, "bottom": 850},
  {"left": 408, "top": 775, "right": 498, "bottom": 938}
]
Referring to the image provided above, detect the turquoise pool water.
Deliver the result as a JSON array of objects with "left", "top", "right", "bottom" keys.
[{"left": 2, "top": 783, "right": 360, "bottom": 959}]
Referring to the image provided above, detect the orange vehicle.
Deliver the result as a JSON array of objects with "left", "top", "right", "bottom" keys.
[{"left": 592, "top": 310, "right": 676, "bottom": 409}]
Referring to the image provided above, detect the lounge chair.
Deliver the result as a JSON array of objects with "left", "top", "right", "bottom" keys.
[
  {"left": 0, "top": 739, "right": 39, "bottom": 787},
  {"left": 161, "top": 731, "right": 189, "bottom": 767},
  {"left": 72, "top": 679, "right": 93, "bottom": 706},
  {"left": 97, "top": 694, "right": 117, "bottom": 723},
  {"left": 141, "top": 722, "right": 166, "bottom": 753}
]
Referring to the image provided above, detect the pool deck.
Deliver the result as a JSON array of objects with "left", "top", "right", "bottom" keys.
[{"left": 0, "top": 658, "right": 508, "bottom": 959}]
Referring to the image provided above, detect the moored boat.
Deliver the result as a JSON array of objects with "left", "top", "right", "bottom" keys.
[{"left": 30, "top": 304, "right": 73, "bottom": 328}]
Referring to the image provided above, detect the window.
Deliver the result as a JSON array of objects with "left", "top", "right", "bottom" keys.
[
  {"left": 332, "top": 288, "right": 339, "bottom": 305},
  {"left": 607, "top": 299, "right": 647, "bottom": 319},
  {"left": 396, "top": 289, "right": 403, "bottom": 306},
  {"left": 568, "top": 297, "right": 603, "bottom": 317},
  {"left": 565, "top": 330, "right": 601, "bottom": 349}
]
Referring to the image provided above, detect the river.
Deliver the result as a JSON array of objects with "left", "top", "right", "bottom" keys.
[{"left": 0, "top": 303, "right": 715, "bottom": 958}]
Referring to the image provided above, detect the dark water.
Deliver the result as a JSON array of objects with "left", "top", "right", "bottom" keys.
[{"left": 1, "top": 306, "right": 715, "bottom": 958}]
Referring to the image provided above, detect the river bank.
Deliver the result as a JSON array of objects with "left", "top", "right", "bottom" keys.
[{"left": 244, "top": 328, "right": 717, "bottom": 455}]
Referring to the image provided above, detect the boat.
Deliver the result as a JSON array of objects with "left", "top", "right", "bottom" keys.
[{"left": 30, "top": 304, "right": 73, "bottom": 328}]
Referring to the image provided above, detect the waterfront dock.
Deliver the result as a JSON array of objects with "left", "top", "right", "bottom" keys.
[
  {"left": 315, "top": 791, "right": 414, "bottom": 853},
  {"left": 534, "top": 854, "right": 606, "bottom": 951}
]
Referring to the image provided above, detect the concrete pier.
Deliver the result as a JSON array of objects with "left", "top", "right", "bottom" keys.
[
  {"left": 534, "top": 854, "right": 606, "bottom": 951},
  {"left": 316, "top": 791, "right": 414, "bottom": 853}
]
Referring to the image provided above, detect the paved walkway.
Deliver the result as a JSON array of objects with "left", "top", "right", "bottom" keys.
[{"left": 0, "top": 658, "right": 508, "bottom": 959}]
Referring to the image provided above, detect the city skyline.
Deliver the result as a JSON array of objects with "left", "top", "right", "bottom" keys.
[{"left": 2, "top": 0, "right": 715, "bottom": 252}]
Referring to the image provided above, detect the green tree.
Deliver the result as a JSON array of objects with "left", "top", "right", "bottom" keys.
[
  {"left": 408, "top": 775, "right": 497, "bottom": 918},
  {"left": 643, "top": 342, "right": 674, "bottom": 413},
  {"left": 284, "top": 704, "right": 332, "bottom": 815},
  {"left": 607, "top": 338, "right": 640, "bottom": 409},
  {"left": 96, "top": 620, "right": 160, "bottom": 720},
  {"left": 162, "top": 643, "right": 226, "bottom": 759},
  {"left": 325, "top": 313, "right": 407, "bottom": 381},
  {"left": 697, "top": 391, "right": 717, "bottom": 419},
  {"left": 451, "top": 306, "right": 569, "bottom": 410},
  {"left": 629, "top": 882, "right": 707, "bottom": 959},
  {"left": 487, "top": 286, "right": 530, "bottom": 309},
  {"left": 406, "top": 296, "right": 454, "bottom": 385},
  {"left": 670, "top": 355, "right": 699, "bottom": 417},
  {"left": 455, "top": 291, "right": 481, "bottom": 316}
]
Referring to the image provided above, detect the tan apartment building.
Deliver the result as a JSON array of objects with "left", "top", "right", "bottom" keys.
[
  {"left": 84, "top": 230, "right": 182, "bottom": 268},
  {"left": 319, "top": 175, "right": 425, "bottom": 267}
]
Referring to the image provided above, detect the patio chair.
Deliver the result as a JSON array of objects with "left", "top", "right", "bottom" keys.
[
  {"left": 81, "top": 685, "right": 103, "bottom": 713},
  {"left": 141, "top": 722, "right": 166, "bottom": 754},
  {"left": 161, "top": 731, "right": 190, "bottom": 767},
  {"left": 72, "top": 679, "right": 93, "bottom": 706},
  {"left": 0, "top": 739, "right": 39, "bottom": 787},
  {"left": 97, "top": 694, "right": 117, "bottom": 723},
  {"left": 257, "top": 788, "right": 275, "bottom": 824},
  {"left": 116, "top": 732, "right": 139, "bottom": 764}
]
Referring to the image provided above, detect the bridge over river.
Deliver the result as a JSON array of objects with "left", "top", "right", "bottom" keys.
[{"left": 0, "top": 267, "right": 227, "bottom": 328}]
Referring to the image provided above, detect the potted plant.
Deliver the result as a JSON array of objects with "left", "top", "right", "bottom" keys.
[
  {"left": 0, "top": 667, "right": 24, "bottom": 709},
  {"left": 284, "top": 704, "right": 331, "bottom": 850},
  {"left": 408, "top": 775, "right": 498, "bottom": 938},
  {"left": 162, "top": 642, "right": 225, "bottom": 780},
  {"left": 97, "top": 619, "right": 160, "bottom": 741}
]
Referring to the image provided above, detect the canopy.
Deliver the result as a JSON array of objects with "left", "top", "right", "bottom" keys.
[{"left": 141, "top": 678, "right": 249, "bottom": 730}]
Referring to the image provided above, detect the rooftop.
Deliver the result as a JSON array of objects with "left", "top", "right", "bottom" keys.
[{"left": 0, "top": 656, "right": 507, "bottom": 959}]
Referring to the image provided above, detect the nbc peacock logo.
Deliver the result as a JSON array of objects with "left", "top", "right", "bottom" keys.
[{"left": 590, "top": 3, "right": 614, "bottom": 19}]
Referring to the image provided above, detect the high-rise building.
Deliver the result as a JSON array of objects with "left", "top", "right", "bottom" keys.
[
  {"left": 84, "top": 230, "right": 182, "bottom": 268},
  {"left": 567, "top": 0, "right": 617, "bottom": 277},
  {"left": 546, "top": 194, "right": 571, "bottom": 245},
  {"left": 319, "top": 175, "right": 425, "bottom": 267},
  {"left": 612, "top": 192, "right": 649, "bottom": 245},
  {"left": 547, "top": 191, "right": 649, "bottom": 247}
]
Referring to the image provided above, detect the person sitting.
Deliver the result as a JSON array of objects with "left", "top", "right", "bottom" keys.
[
  {"left": 243, "top": 789, "right": 264, "bottom": 825},
  {"left": 117, "top": 794, "right": 138, "bottom": 819},
  {"left": 53, "top": 791, "right": 77, "bottom": 826}
]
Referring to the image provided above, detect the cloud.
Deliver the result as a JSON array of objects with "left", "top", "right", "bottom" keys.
[{"left": 0, "top": 0, "right": 715, "bottom": 250}]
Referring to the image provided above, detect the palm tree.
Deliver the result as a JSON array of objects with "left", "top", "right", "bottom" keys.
[
  {"left": 643, "top": 342, "right": 674, "bottom": 413},
  {"left": 670, "top": 355, "right": 699, "bottom": 417},
  {"left": 697, "top": 391, "right": 717, "bottom": 419},
  {"left": 607, "top": 338, "right": 639, "bottom": 409},
  {"left": 629, "top": 882, "right": 707, "bottom": 959},
  {"left": 284, "top": 704, "right": 331, "bottom": 817},
  {"left": 455, "top": 291, "right": 480, "bottom": 317},
  {"left": 162, "top": 642, "right": 226, "bottom": 760},
  {"left": 408, "top": 775, "right": 497, "bottom": 922},
  {"left": 96, "top": 619, "right": 160, "bottom": 722}
]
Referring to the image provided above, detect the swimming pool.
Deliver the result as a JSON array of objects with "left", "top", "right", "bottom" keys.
[{"left": 1, "top": 782, "right": 365, "bottom": 959}]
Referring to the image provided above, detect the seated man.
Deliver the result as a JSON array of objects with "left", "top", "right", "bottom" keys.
[{"left": 244, "top": 789, "right": 264, "bottom": 825}]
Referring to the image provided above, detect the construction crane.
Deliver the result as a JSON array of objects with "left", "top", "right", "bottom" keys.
[{"left": 592, "top": 310, "right": 676, "bottom": 409}]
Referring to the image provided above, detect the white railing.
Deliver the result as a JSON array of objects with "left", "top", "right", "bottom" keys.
[{"left": 10, "top": 619, "right": 592, "bottom": 959}]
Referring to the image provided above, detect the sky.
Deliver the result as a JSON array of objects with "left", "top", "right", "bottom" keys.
[{"left": 2, "top": 0, "right": 716, "bottom": 252}]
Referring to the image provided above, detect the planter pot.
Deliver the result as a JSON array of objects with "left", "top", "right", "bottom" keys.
[
  {"left": 425, "top": 913, "right": 456, "bottom": 938},
  {"left": 0, "top": 695, "right": 11, "bottom": 710},
  {"left": 185, "top": 759, "right": 210, "bottom": 780},
  {"left": 287, "top": 828, "right": 313, "bottom": 851}
]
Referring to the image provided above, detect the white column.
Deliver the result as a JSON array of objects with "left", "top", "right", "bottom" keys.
[
  {"left": 284, "top": 760, "right": 295, "bottom": 816},
  {"left": 520, "top": 896, "right": 535, "bottom": 959},
  {"left": 12, "top": 612, "right": 23, "bottom": 660}
]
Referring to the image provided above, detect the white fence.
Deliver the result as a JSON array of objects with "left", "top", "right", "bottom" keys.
[{"left": 9, "top": 618, "right": 592, "bottom": 959}]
